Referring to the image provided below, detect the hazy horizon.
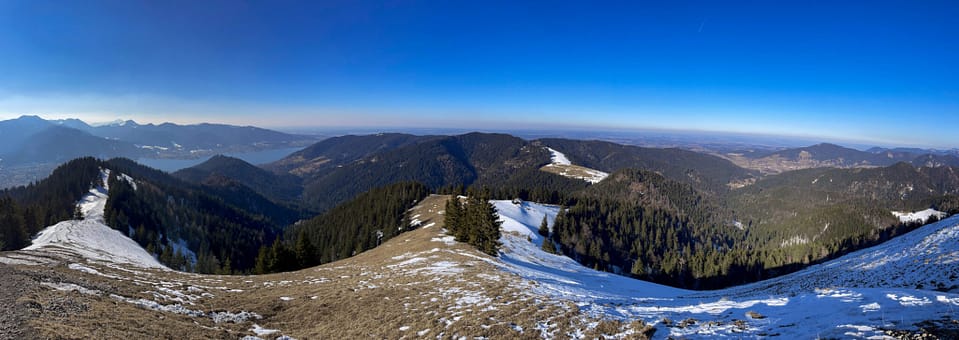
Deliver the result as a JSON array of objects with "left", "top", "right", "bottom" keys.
[
  {"left": 1, "top": 1, "right": 956, "bottom": 148},
  {"left": 3, "top": 112, "right": 947, "bottom": 151}
]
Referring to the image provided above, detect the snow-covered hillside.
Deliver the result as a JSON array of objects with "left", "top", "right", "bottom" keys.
[
  {"left": 2, "top": 169, "right": 165, "bottom": 269},
  {"left": 491, "top": 199, "right": 959, "bottom": 338}
]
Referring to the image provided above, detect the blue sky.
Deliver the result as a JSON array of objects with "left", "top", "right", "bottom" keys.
[{"left": 0, "top": 1, "right": 956, "bottom": 147}]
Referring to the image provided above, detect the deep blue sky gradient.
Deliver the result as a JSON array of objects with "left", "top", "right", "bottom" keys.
[{"left": 0, "top": 1, "right": 956, "bottom": 147}]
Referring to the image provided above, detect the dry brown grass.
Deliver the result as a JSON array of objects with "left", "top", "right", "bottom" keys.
[
  {"left": 2, "top": 194, "right": 642, "bottom": 339},
  {"left": 540, "top": 164, "right": 605, "bottom": 182}
]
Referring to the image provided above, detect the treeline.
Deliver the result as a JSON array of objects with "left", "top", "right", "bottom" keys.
[
  {"left": 254, "top": 182, "right": 429, "bottom": 274},
  {"left": 551, "top": 196, "right": 752, "bottom": 289},
  {"left": 929, "top": 195, "right": 959, "bottom": 215},
  {"left": 474, "top": 168, "right": 588, "bottom": 206},
  {"left": 444, "top": 192, "right": 502, "bottom": 256},
  {"left": 549, "top": 196, "right": 939, "bottom": 289},
  {"left": 0, "top": 157, "right": 102, "bottom": 250}
]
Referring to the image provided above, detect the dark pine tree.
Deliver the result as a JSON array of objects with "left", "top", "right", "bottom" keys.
[
  {"left": 538, "top": 215, "right": 549, "bottom": 237},
  {"left": 444, "top": 193, "right": 502, "bottom": 257},
  {"left": 294, "top": 230, "right": 318, "bottom": 268},
  {"left": 445, "top": 196, "right": 464, "bottom": 240}
]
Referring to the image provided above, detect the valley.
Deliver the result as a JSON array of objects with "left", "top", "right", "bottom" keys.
[{"left": 0, "top": 116, "right": 319, "bottom": 190}]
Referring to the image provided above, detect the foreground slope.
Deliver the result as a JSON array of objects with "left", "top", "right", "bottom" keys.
[
  {"left": 0, "top": 195, "right": 595, "bottom": 339},
  {"left": 1, "top": 194, "right": 958, "bottom": 338}
]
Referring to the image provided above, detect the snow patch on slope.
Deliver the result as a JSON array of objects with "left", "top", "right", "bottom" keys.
[
  {"left": 493, "top": 200, "right": 559, "bottom": 245},
  {"left": 494, "top": 200, "right": 687, "bottom": 303},
  {"left": 546, "top": 147, "right": 572, "bottom": 165},
  {"left": 490, "top": 199, "right": 959, "bottom": 338},
  {"left": 22, "top": 169, "right": 167, "bottom": 269},
  {"left": 170, "top": 238, "right": 198, "bottom": 267},
  {"left": 892, "top": 208, "right": 946, "bottom": 224},
  {"left": 118, "top": 172, "right": 137, "bottom": 191}
]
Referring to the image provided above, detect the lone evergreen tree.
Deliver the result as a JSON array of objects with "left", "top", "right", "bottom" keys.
[{"left": 538, "top": 215, "right": 549, "bottom": 237}]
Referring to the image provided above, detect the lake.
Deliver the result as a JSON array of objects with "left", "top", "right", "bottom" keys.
[{"left": 136, "top": 147, "right": 303, "bottom": 172}]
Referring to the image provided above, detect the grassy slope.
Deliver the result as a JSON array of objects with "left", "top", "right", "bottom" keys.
[{"left": 0, "top": 195, "right": 627, "bottom": 339}]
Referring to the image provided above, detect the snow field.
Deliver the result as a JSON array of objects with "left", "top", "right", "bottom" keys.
[{"left": 489, "top": 199, "right": 959, "bottom": 338}]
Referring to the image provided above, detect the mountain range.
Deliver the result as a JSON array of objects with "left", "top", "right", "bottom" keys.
[
  {"left": 0, "top": 115, "right": 317, "bottom": 168},
  {"left": 177, "top": 132, "right": 760, "bottom": 213},
  {"left": 722, "top": 142, "right": 959, "bottom": 174}
]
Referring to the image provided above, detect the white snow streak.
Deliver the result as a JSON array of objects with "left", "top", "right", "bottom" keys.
[
  {"left": 546, "top": 147, "right": 572, "bottom": 165},
  {"left": 22, "top": 169, "right": 166, "bottom": 269},
  {"left": 892, "top": 208, "right": 947, "bottom": 224}
]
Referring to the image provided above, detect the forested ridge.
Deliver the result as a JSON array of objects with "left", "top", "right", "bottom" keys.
[
  {"left": 298, "top": 132, "right": 550, "bottom": 212},
  {"left": 534, "top": 138, "right": 757, "bottom": 194},
  {"left": 548, "top": 169, "right": 751, "bottom": 289},
  {"left": 1, "top": 155, "right": 434, "bottom": 275},
  {"left": 547, "top": 163, "right": 959, "bottom": 289},
  {"left": 0, "top": 157, "right": 102, "bottom": 250},
  {"left": 174, "top": 155, "right": 304, "bottom": 204},
  {"left": 254, "top": 182, "right": 429, "bottom": 274}
]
